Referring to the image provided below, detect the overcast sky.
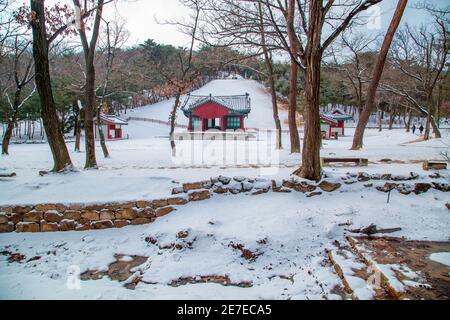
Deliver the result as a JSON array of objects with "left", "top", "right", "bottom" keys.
[{"left": 49, "top": 0, "right": 448, "bottom": 48}]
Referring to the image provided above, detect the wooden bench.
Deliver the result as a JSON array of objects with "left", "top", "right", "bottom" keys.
[
  {"left": 422, "top": 161, "right": 447, "bottom": 171},
  {"left": 321, "top": 157, "right": 368, "bottom": 167}
]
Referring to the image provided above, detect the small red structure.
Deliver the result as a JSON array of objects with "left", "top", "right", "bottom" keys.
[
  {"left": 94, "top": 114, "right": 128, "bottom": 140},
  {"left": 181, "top": 94, "right": 251, "bottom": 131},
  {"left": 320, "top": 110, "right": 352, "bottom": 139}
]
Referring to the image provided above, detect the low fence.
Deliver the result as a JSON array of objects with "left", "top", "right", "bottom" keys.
[{"left": 127, "top": 117, "right": 188, "bottom": 129}]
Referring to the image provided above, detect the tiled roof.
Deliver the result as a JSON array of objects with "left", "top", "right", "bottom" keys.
[
  {"left": 325, "top": 109, "right": 353, "bottom": 121},
  {"left": 99, "top": 114, "right": 128, "bottom": 125},
  {"left": 320, "top": 114, "right": 338, "bottom": 125},
  {"left": 181, "top": 94, "right": 251, "bottom": 116}
]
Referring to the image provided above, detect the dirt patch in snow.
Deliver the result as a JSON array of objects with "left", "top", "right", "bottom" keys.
[
  {"left": 169, "top": 275, "right": 252, "bottom": 288},
  {"left": 80, "top": 254, "right": 148, "bottom": 287},
  {"left": 354, "top": 236, "right": 450, "bottom": 300}
]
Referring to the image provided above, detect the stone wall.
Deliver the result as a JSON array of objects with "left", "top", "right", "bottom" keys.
[
  {"left": 1, "top": 173, "right": 447, "bottom": 233},
  {"left": 0, "top": 194, "right": 205, "bottom": 234}
]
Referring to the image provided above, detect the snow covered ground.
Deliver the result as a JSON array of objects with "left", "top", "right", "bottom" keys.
[{"left": 0, "top": 78, "right": 449, "bottom": 299}]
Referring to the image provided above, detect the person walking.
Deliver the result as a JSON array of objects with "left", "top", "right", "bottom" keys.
[
  {"left": 412, "top": 124, "right": 416, "bottom": 134},
  {"left": 419, "top": 124, "right": 424, "bottom": 135}
]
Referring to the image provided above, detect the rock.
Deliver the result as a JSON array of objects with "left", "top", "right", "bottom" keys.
[
  {"left": 12, "top": 206, "right": 32, "bottom": 214},
  {"left": 413, "top": 183, "right": 431, "bottom": 195},
  {"left": 307, "top": 191, "right": 322, "bottom": 197},
  {"left": 0, "top": 214, "right": 8, "bottom": 224},
  {"left": 429, "top": 172, "right": 441, "bottom": 179},
  {"left": 35, "top": 204, "right": 57, "bottom": 212},
  {"left": 357, "top": 172, "right": 371, "bottom": 182},
  {"left": 176, "top": 230, "right": 189, "bottom": 238},
  {"left": 241, "top": 182, "right": 254, "bottom": 192},
  {"left": 228, "top": 182, "right": 242, "bottom": 194},
  {"left": 446, "top": 203, "right": 450, "bottom": 210},
  {"left": 155, "top": 206, "right": 175, "bottom": 217},
  {"left": 0, "top": 222, "right": 14, "bottom": 233},
  {"left": 183, "top": 181, "right": 212, "bottom": 192},
  {"left": 75, "top": 223, "right": 92, "bottom": 231},
  {"left": 7, "top": 213, "right": 23, "bottom": 224},
  {"left": 212, "top": 186, "right": 229, "bottom": 194},
  {"left": 99, "top": 210, "right": 115, "bottom": 220},
  {"left": 167, "top": 197, "right": 188, "bottom": 206},
  {"left": 217, "top": 176, "right": 231, "bottom": 185},
  {"left": 364, "top": 183, "right": 373, "bottom": 188},
  {"left": 432, "top": 183, "right": 450, "bottom": 192},
  {"left": 137, "top": 208, "right": 155, "bottom": 218},
  {"left": 64, "top": 210, "right": 81, "bottom": 220},
  {"left": 396, "top": 184, "right": 413, "bottom": 195},
  {"left": 67, "top": 204, "right": 83, "bottom": 211},
  {"left": 16, "top": 222, "right": 40, "bottom": 233},
  {"left": 115, "top": 202, "right": 135, "bottom": 209},
  {"left": 253, "top": 180, "right": 271, "bottom": 192},
  {"left": 381, "top": 174, "right": 392, "bottom": 180},
  {"left": 81, "top": 210, "right": 100, "bottom": 221},
  {"left": 84, "top": 204, "right": 105, "bottom": 211},
  {"left": 188, "top": 190, "right": 210, "bottom": 201},
  {"left": 0, "top": 207, "right": 13, "bottom": 213},
  {"left": 171, "top": 187, "right": 184, "bottom": 195},
  {"left": 233, "top": 176, "right": 246, "bottom": 182},
  {"left": 39, "top": 170, "right": 49, "bottom": 176},
  {"left": 379, "top": 158, "right": 393, "bottom": 163},
  {"left": 113, "top": 220, "right": 130, "bottom": 228},
  {"left": 59, "top": 220, "right": 76, "bottom": 231},
  {"left": 23, "top": 211, "right": 43, "bottom": 222},
  {"left": 131, "top": 218, "right": 152, "bottom": 225},
  {"left": 376, "top": 182, "right": 398, "bottom": 192},
  {"left": 136, "top": 201, "right": 152, "bottom": 208},
  {"left": 92, "top": 220, "right": 114, "bottom": 229},
  {"left": 0, "top": 172, "right": 16, "bottom": 177},
  {"left": 318, "top": 181, "right": 341, "bottom": 192},
  {"left": 152, "top": 199, "right": 168, "bottom": 208},
  {"left": 282, "top": 180, "right": 316, "bottom": 193},
  {"left": 40, "top": 221, "right": 60, "bottom": 232},
  {"left": 44, "top": 210, "right": 64, "bottom": 223},
  {"left": 251, "top": 189, "right": 269, "bottom": 195},
  {"left": 115, "top": 208, "right": 137, "bottom": 220}
]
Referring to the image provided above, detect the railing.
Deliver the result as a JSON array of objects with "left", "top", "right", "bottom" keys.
[{"left": 127, "top": 116, "right": 188, "bottom": 129}]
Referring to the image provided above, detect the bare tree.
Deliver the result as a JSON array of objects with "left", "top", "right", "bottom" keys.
[
  {"left": 72, "top": 0, "right": 107, "bottom": 168},
  {"left": 1, "top": 37, "right": 35, "bottom": 155},
  {"left": 388, "top": 7, "right": 448, "bottom": 140},
  {"left": 30, "top": 0, "right": 73, "bottom": 172},
  {"left": 351, "top": 0, "right": 407, "bottom": 149},
  {"left": 96, "top": 17, "right": 129, "bottom": 158},
  {"left": 263, "top": 0, "right": 381, "bottom": 180},
  {"left": 258, "top": 1, "right": 282, "bottom": 149}
]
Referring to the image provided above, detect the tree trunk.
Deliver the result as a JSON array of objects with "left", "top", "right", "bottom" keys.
[
  {"left": 288, "top": 58, "right": 300, "bottom": 153},
  {"left": 266, "top": 53, "right": 282, "bottom": 149},
  {"left": 389, "top": 110, "right": 394, "bottom": 130},
  {"left": 30, "top": 0, "right": 73, "bottom": 172},
  {"left": 1, "top": 121, "right": 15, "bottom": 155},
  {"left": 294, "top": 49, "right": 322, "bottom": 181},
  {"left": 170, "top": 91, "right": 181, "bottom": 156},
  {"left": 351, "top": 0, "right": 407, "bottom": 149},
  {"left": 258, "top": 2, "right": 282, "bottom": 149},
  {"left": 84, "top": 61, "right": 98, "bottom": 168},
  {"left": 2, "top": 88, "right": 22, "bottom": 155},
  {"left": 97, "top": 116, "right": 110, "bottom": 158},
  {"left": 406, "top": 108, "right": 412, "bottom": 132}
]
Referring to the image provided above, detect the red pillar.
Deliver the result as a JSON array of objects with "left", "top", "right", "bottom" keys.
[
  {"left": 240, "top": 116, "right": 244, "bottom": 130},
  {"left": 221, "top": 117, "right": 227, "bottom": 131},
  {"left": 188, "top": 116, "right": 193, "bottom": 131}
]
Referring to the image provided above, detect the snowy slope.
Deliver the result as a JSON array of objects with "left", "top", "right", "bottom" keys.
[{"left": 123, "top": 79, "right": 288, "bottom": 129}]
